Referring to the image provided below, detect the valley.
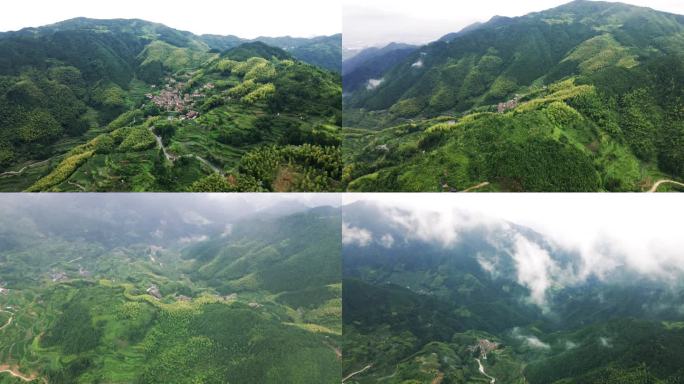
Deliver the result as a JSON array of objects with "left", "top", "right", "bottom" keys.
[{"left": 0, "top": 195, "right": 342, "bottom": 383}]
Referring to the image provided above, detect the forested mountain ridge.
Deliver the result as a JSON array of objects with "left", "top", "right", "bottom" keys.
[
  {"left": 343, "top": 1, "right": 684, "bottom": 192},
  {"left": 0, "top": 18, "right": 342, "bottom": 192},
  {"left": 342, "top": 43, "right": 417, "bottom": 93},
  {"left": 341, "top": 201, "right": 684, "bottom": 384},
  {"left": 0, "top": 197, "right": 341, "bottom": 383}
]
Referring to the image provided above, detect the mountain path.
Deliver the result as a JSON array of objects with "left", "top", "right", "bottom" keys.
[
  {"left": 150, "top": 128, "right": 224, "bottom": 175},
  {"left": 0, "top": 364, "right": 43, "bottom": 383},
  {"left": 322, "top": 340, "right": 341, "bottom": 360},
  {"left": 342, "top": 364, "right": 372, "bottom": 383},
  {"left": 0, "top": 159, "right": 50, "bottom": 178},
  {"left": 462, "top": 182, "right": 490, "bottom": 192},
  {"left": 431, "top": 371, "right": 445, "bottom": 384},
  {"left": 476, "top": 358, "right": 495, "bottom": 384},
  {"left": 648, "top": 179, "right": 684, "bottom": 192},
  {"left": 67, "top": 180, "right": 86, "bottom": 191},
  {"left": 150, "top": 127, "right": 175, "bottom": 162},
  {"left": 0, "top": 310, "right": 13, "bottom": 331}
]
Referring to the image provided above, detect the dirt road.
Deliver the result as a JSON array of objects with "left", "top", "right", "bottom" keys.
[
  {"left": 0, "top": 159, "right": 50, "bottom": 178},
  {"left": 476, "top": 358, "right": 495, "bottom": 384},
  {"left": 462, "top": 182, "right": 490, "bottom": 192},
  {"left": 648, "top": 179, "right": 684, "bottom": 192},
  {"left": 0, "top": 364, "right": 42, "bottom": 383},
  {"left": 342, "top": 364, "right": 372, "bottom": 383}
]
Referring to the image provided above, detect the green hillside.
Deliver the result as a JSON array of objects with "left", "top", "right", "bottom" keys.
[
  {"left": 0, "top": 196, "right": 341, "bottom": 383},
  {"left": 343, "top": 1, "right": 684, "bottom": 192},
  {"left": 0, "top": 18, "right": 342, "bottom": 192}
]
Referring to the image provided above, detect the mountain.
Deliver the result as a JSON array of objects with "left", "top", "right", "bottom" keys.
[
  {"left": 0, "top": 196, "right": 341, "bottom": 383},
  {"left": 201, "top": 34, "right": 342, "bottom": 72},
  {"left": 341, "top": 201, "right": 684, "bottom": 383},
  {"left": 438, "top": 21, "right": 486, "bottom": 42},
  {"left": 0, "top": 18, "right": 342, "bottom": 192},
  {"left": 342, "top": 43, "right": 417, "bottom": 93},
  {"left": 343, "top": 1, "right": 684, "bottom": 192}
]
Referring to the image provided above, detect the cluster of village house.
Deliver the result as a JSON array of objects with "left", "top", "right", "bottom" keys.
[
  {"left": 144, "top": 76, "right": 216, "bottom": 120},
  {"left": 497, "top": 96, "right": 519, "bottom": 113},
  {"left": 467, "top": 338, "right": 500, "bottom": 359},
  {"left": 48, "top": 266, "right": 90, "bottom": 283}
]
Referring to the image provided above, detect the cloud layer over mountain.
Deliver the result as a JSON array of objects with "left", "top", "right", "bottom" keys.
[{"left": 343, "top": 194, "right": 684, "bottom": 307}]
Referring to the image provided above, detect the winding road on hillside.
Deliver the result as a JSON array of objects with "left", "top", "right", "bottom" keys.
[
  {"left": 342, "top": 364, "right": 372, "bottom": 383},
  {"left": 0, "top": 159, "right": 51, "bottom": 178},
  {"left": 0, "top": 310, "right": 13, "bottom": 331},
  {"left": 476, "top": 358, "right": 496, "bottom": 384},
  {"left": 150, "top": 127, "right": 176, "bottom": 162},
  {"left": 462, "top": 182, "right": 490, "bottom": 192},
  {"left": 0, "top": 364, "right": 42, "bottom": 383},
  {"left": 648, "top": 179, "right": 684, "bottom": 192},
  {"left": 150, "top": 128, "right": 224, "bottom": 175}
]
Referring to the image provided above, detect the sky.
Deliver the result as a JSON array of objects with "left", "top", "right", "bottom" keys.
[
  {"left": 1, "top": 0, "right": 341, "bottom": 37},
  {"left": 343, "top": 193, "right": 684, "bottom": 307},
  {"left": 343, "top": 0, "right": 684, "bottom": 48}
]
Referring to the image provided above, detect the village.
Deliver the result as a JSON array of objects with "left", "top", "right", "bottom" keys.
[
  {"left": 497, "top": 95, "right": 519, "bottom": 113},
  {"left": 145, "top": 75, "right": 215, "bottom": 120},
  {"left": 468, "top": 338, "right": 500, "bottom": 360}
]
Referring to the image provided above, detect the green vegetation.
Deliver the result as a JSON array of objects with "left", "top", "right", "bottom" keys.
[
  {"left": 0, "top": 18, "right": 341, "bottom": 191},
  {"left": 344, "top": 1, "right": 684, "bottom": 191},
  {"left": 0, "top": 196, "right": 341, "bottom": 383}
]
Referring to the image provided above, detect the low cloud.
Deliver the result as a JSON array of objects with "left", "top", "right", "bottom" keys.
[
  {"left": 342, "top": 222, "right": 373, "bottom": 246},
  {"left": 366, "top": 78, "right": 384, "bottom": 90},
  {"left": 181, "top": 210, "right": 211, "bottom": 226},
  {"left": 599, "top": 337, "right": 612, "bottom": 348},
  {"left": 343, "top": 194, "right": 684, "bottom": 311},
  {"left": 379, "top": 234, "right": 395, "bottom": 248},
  {"left": 179, "top": 235, "right": 208, "bottom": 244},
  {"left": 512, "top": 328, "right": 551, "bottom": 349}
]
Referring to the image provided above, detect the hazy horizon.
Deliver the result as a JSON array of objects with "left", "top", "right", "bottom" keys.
[
  {"left": 1, "top": 0, "right": 341, "bottom": 38},
  {"left": 343, "top": 0, "right": 684, "bottom": 49}
]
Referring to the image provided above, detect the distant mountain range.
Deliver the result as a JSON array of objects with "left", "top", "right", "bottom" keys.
[
  {"left": 342, "top": 43, "right": 417, "bottom": 93},
  {"left": 1, "top": 18, "right": 341, "bottom": 71}
]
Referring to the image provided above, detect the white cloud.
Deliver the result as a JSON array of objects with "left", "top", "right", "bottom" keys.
[
  {"left": 477, "top": 253, "right": 496, "bottom": 274},
  {"left": 599, "top": 337, "right": 612, "bottom": 348},
  {"left": 342, "top": 222, "right": 373, "bottom": 246},
  {"left": 510, "top": 234, "right": 559, "bottom": 308},
  {"left": 343, "top": 193, "right": 684, "bottom": 308},
  {"left": 383, "top": 205, "right": 492, "bottom": 247},
  {"left": 181, "top": 210, "right": 211, "bottom": 226},
  {"left": 512, "top": 328, "right": 551, "bottom": 349},
  {"left": 379, "top": 234, "right": 394, "bottom": 248},
  {"left": 366, "top": 78, "right": 384, "bottom": 90},
  {"left": 179, "top": 235, "right": 208, "bottom": 244}
]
